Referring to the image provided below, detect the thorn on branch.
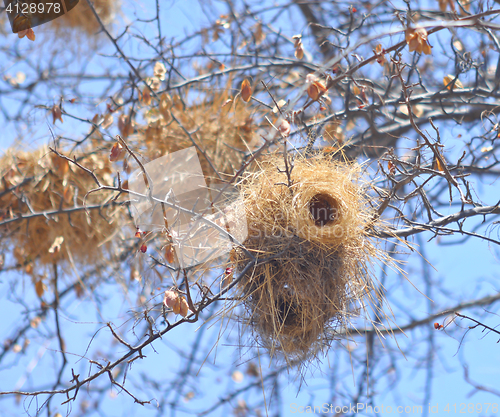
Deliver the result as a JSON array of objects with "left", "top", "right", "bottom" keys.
[{"left": 107, "top": 323, "right": 134, "bottom": 350}]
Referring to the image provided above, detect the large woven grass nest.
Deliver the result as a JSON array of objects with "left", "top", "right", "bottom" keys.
[{"left": 232, "top": 153, "right": 380, "bottom": 362}]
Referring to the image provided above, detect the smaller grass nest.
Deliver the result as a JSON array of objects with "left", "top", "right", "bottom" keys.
[
  {"left": 49, "top": 0, "right": 117, "bottom": 34},
  {"left": 139, "top": 89, "right": 259, "bottom": 184},
  {"left": 0, "top": 146, "right": 121, "bottom": 273},
  {"left": 232, "top": 154, "right": 381, "bottom": 363}
]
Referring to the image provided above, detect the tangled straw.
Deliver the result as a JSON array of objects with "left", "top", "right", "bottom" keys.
[
  {"left": 0, "top": 146, "right": 121, "bottom": 273},
  {"left": 232, "top": 153, "right": 385, "bottom": 363}
]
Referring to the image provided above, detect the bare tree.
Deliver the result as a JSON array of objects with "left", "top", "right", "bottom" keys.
[{"left": 1, "top": 0, "right": 500, "bottom": 416}]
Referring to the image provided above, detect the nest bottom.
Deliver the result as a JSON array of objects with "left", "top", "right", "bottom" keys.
[{"left": 237, "top": 235, "right": 366, "bottom": 362}]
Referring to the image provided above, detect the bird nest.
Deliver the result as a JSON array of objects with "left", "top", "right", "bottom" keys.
[
  {"left": 138, "top": 90, "right": 260, "bottom": 184},
  {"left": 231, "top": 154, "right": 383, "bottom": 363},
  {"left": 48, "top": 0, "right": 117, "bottom": 34},
  {"left": 0, "top": 146, "right": 121, "bottom": 273}
]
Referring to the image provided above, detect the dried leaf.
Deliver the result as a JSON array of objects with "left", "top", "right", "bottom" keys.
[
  {"left": 405, "top": 27, "right": 432, "bottom": 55},
  {"left": 246, "top": 362, "right": 260, "bottom": 377},
  {"left": 388, "top": 161, "right": 396, "bottom": 175},
  {"left": 306, "top": 73, "right": 316, "bottom": 84},
  {"left": 324, "top": 146, "right": 338, "bottom": 153},
  {"left": 295, "top": 45, "right": 304, "bottom": 60},
  {"left": 52, "top": 105, "right": 63, "bottom": 124},
  {"left": 30, "top": 317, "right": 41, "bottom": 328},
  {"left": 173, "top": 94, "right": 183, "bottom": 110},
  {"left": 13, "top": 14, "right": 31, "bottom": 34},
  {"left": 307, "top": 81, "right": 327, "bottom": 101},
  {"left": 139, "top": 87, "right": 152, "bottom": 106},
  {"left": 149, "top": 77, "right": 162, "bottom": 91},
  {"left": 443, "top": 75, "right": 463, "bottom": 90},
  {"left": 51, "top": 153, "right": 70, "bottom": 176},
  {"left": 237, "top": 39, "right": 248, "bottom": 50},
  {"left": 118, "top": 115, "right": 134, "bottom": 138},
  {"left": 277, "top": 119, "right": 290, "bottom": 136},
  {"left": 292, "top": 34, "right": 302, "bottom": 48},
  {"left": 159, "top": 93, "right": 172, "bottom": 122},
  {"left": 75, "top": 281, "right": 84, "bottom": 298},
  {"left": 315, "top": 81, "right": 327, "bottom": 93},
  {"left": 109, "top": 141, "right": 126, "bottom": 162},
  {"left": 163, "top": 290, "right": 179, "bottom": 308},
  {"left": 438, "top": 0, "right": 450, "bottom": 12},
  {"left": 399, "top": 104, "right": 424, "bottom": 117},
  {"left": 102, "top": 113, "right": 114, "bottom": 129},
  {"left": 179, "top": 298, "right": 189, "bottom": 317},
  {"left": 35, "top": 280, "right": 46, "bottom": 298},
  {"left": 253, "top": 22, "right": 265, "bottom": 45},
  {"left": 26, "top": 28, "right": 35, "bottom": 41},
  {"left": 458, "top": 0, "right": 470, "bottom": 13},
  {"left": 324, "top": 122, "right": 344, "bottom": 144},
  {"left": 413, "top": 104, "right": 424, "bottom": 117},
  {"left": 230, "top": 249, "right": 237, "bottom": 264},
  {"left": 183, "top": 392, "right": 195, "bottom": 402},
  {"left": 307, "top": 83, "right": 320, "bottom": 101},
  {"left": 240, "top": 79, "right": 252, "bottom": 102},
  {"left": 433, "top": 153, "right": 445, "bottom": 171},
  {"left": 399, "top": 104, "right": 410, "bottom": 116},
  {"left": 172, "top": 298, "right": 182, "bottom": 315},
  {"left": 154, "top": 62, "right": 167, "bottom": 81},
  {"left": 123, "top": 158, "right": 132, "bottom": 174},
  {"left": 453, "top": 40, "right": 464, "bottom": 52},
  {"left": 272, "top": 99, "right": 287, "bottom": 114},
  {"left": 165, "top": 244, "right": 175, "bottom": 264},
  {"left": 375, "top": 44, "right": 386, "bottom": 65},
  {"left": 232, "top": 370, "right": 244, "bottom": 383},
  {"left": 212, "top": 27, "right": 223, "bottom": 42}
]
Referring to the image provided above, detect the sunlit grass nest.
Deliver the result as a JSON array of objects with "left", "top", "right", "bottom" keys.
[
  {"left": 0, "top": 146, "right": 121, "bottom": 273},
  {"left": 48, "top": 0, "right": 117, "bottom": 34},
  {"left": 232, "top": 154, "right": 384, "bottom": 363},
  {"left": 138, "top": 91, "right": 259, "bottom": 184}
]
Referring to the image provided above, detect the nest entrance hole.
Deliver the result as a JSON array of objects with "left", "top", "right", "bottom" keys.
[{"left": 309, "top": 194, "right": 339, "bottom": 227}]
